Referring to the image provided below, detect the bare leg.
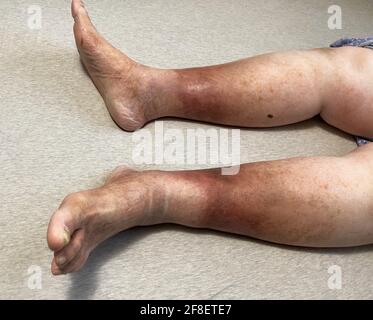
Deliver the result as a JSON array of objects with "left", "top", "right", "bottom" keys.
[
  {"left": 72, "top": 0, "right": 373, "bottom": 138},
  {"left": 47, "top": 1, "right": 373, "bottom": 275},
  {"left": 47, "top": 144, "right": 373, "bottom": 274}
]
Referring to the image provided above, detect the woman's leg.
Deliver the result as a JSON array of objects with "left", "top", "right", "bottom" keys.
[
  {"left": 72, "top": 0, "right": 373, "bottom": 138},
  {"left": 48, "top": 1, "right": 373, "bottom": 275},
  {"left": 47, "top": 143, "right": 373, "bottom": 274}
]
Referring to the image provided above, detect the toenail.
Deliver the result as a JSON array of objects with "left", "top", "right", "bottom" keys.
[
  {"left": 63, "top": 227, "right": 70, "bottom": 245},
  {"left": 57, "top": 256, "right": 66, "bottom": 266}
]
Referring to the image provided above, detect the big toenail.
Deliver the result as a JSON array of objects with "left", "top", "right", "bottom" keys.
[{"left": 63, "top": 227, "right": 70, "bottom": 245}]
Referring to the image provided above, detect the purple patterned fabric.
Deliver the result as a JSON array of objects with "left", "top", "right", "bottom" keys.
[
  {"left": 330, "top": 37, "right": 373, "bottom": 146},
  {"left": 331, "top": 37, "right": 373, "bottom": 49}
]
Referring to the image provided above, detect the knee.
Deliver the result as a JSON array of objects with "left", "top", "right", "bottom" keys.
[{"left": 320, "top": 47, "right": 373, "bottom": 138}]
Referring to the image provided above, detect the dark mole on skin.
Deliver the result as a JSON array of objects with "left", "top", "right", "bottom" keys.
[{"left": 267, "top": 114, "right": 274, "bottom": 118}]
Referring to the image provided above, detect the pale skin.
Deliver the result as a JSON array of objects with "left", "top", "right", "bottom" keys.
[{"left": 47, "top": 0, "right": 373, "bottom": 275}]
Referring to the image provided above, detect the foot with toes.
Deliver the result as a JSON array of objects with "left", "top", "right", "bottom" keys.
[
  {"left": 48, "top": 0, "right": 180, "bottom": 275},
  {"left": 47, "top": 166, "right": 163, "bottom": 275},
  {"left": 71, "top": 0, "right": 162, "bottom": 131}
]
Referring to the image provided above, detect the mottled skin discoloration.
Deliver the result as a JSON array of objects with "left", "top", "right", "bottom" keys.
[
  {"left": 195, "top": 153, "right": 373, "bottom": 247},
  {"left": 47, "top": 0, "right": 373, "bottom": 275},
  {"left": 159, "top": 151, "right": 373, "bottom": 248},
  {"left": 49, "top": 146, "right": 373, "bottom": 274},
  {"left": 169, "top": 50, "right": 324, "bottom": 128}
]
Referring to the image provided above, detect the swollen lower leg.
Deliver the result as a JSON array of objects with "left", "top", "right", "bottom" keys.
[
  {"left": 157, "top": 150, "right": 373, "bottom": 248},
  {"left": 151, "top": 49, "right": 330, "bottom": 127}
]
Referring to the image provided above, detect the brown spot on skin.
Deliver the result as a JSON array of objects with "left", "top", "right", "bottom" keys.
[{"left": 267, "top": 114, "right": 274, "bottom": 119}]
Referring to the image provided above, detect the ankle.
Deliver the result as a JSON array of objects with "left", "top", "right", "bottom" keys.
[
  {"left": 135, "top": 170, "right": 170, "bottom": 226},
  {"left": 149, "top": 170, "right": 221, "bottom": 228},
  {"left": 139, "top": 67, "right": 182, "bottom": 121}
]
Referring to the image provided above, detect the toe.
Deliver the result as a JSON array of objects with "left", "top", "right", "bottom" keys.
[
  {"left": 72, "top": 0, "right": 95, "bottom": 31},
  {"left": 71, "top": 0, "right": 80, "bottom": 18},
  {"left": 71, "top": 0, "right": 87, "bottom": 20},
  {"left": 72, "top": 4, "right": 100, "bottom": 54},
  {"left": 59, "top": 251, "right": 89, "bottom": 274},
  {"left": 51, "top": 258, "right": 62, "bottom": 276},
  {"left": 47, "top": 211, "right": 72, "bottom": 252},
  {"left": 47, "top": 193, "right": 85, "bottom": 252},
  {"left": 54, "top": 229, "right": 85, "bottom": 268}
]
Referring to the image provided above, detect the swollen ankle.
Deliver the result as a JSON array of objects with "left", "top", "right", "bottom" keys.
[
  {"left": 141, "top": 68, "right": 183, "bottom": 120},
  {"left": 153, "top": 170, "right": 220, "bottom": 228},
  {"left": 135, "top": 170, "right": 170, "bottom": 226}
]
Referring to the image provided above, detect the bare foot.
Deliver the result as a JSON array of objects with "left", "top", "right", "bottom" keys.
[
  {"left": 47, "top": 166, "right": 164, "bottom": 275},
  {"left": 72, "top": 0, "right": 162, "bottom": 131}
]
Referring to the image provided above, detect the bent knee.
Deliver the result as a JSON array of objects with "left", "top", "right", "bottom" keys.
[{"left": 320, "top": 47, "right": 373, "bottom": 138}]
